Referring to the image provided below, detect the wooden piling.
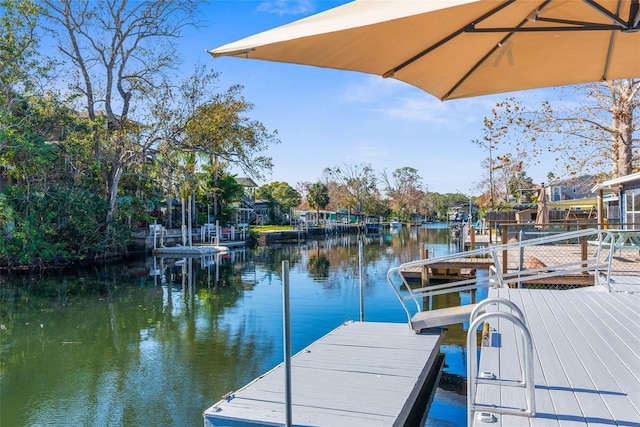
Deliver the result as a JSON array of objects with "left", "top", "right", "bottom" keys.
[
  {"left": 470, "top": 226, "right": 476, "bottom": 250},
  {"left": 420, "top": 244, "right": 429, "bottom": 286}
]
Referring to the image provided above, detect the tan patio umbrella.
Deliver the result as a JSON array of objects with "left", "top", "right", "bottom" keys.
[
  {"left": 209, "top": 0, "right": 640, "bottom": 100},
  {"left": 535, "top": 186, "right": 550, "bottom": 230}
]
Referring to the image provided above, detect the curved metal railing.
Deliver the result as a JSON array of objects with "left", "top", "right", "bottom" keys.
[
  {"left": 467, "top": 303, "right": 536, "bottom": 422},
  {"left": 386, "top": 228, "right": 615, "bottom": 328}
]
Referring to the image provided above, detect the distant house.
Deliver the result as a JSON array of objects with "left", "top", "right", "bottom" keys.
[
  {"left": 234, "top": 177, "right": 260, "bottom": 225},
  {"left": 547, "top": 175, "right": 595, "bottom": 202},
  {"left": 591, "top": 172, "right": 640, "bottom": 229}
]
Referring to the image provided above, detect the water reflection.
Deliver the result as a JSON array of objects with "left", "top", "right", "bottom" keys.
[{"left": 1, "top": 224, "right": 475, "bottom": 426}]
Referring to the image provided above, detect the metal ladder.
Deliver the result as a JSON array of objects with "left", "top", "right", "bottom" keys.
[{"left": 467, "top": 297, "right": 535, "bottom": 425}]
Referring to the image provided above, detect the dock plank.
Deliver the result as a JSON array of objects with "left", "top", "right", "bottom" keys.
[
  {"left": 495, "top": 302, "right": 532, "bottom": 427},
  {"left": 203, "top": 321, "right": 443, "bottom": 427},
  {"left": 578, "top": 290, "right": 639, "bottom": 329},
  {"left": 550, "top": 291, "right": 640, "bottom": 416},
  {"left": 527, "top": 289, "right": 615, "bottom": 423},
  {"left": 519, "top": 289, "right": 596, "bottom": 427},
  {"left": 562, "top": 290, "right": 640, "bottom": 370},
  {"left": 506, "top": 290, "right": 559, "bottom": 427},
  {"left": 542, "top": 290, "right": 639, "bottom": 423},
  {"left": 472, "top": 287, "right": 640, "bottom": 427}
]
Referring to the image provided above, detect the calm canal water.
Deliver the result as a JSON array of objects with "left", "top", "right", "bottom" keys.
[{"left": 1, "top": 223, "right": 484, "bottom": 426}]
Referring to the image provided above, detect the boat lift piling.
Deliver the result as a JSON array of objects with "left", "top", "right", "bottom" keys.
[{"left": 281, "top": 241, "right": 364, "bottom": 426}]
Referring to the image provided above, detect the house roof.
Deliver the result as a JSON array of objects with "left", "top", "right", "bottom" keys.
[
  {"left": 549, "top": 175, "right": 595, "bottom": 199},
  {"left": 591, "top": 172, "right": 640, "bottom": 193},
  {"left": 235, "top": 177, "right": 259, "bottom": 188}
]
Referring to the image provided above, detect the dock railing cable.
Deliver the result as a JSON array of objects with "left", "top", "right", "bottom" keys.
[{"left": 386, "top": 228, "right": 615, "bottom": 329}]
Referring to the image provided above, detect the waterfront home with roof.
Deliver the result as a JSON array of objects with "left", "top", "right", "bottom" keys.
[{"left": 592, "top": 172, "right": 640, "bottom": 229}]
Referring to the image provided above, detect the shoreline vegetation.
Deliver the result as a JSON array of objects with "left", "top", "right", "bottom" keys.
[
  {"left": 3, "top": 3, "right": 634, "bottom": 274},
  {"left": 0, "top": 223, "right": 379, "bottom": 272}
]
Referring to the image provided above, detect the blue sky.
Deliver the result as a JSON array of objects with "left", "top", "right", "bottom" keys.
[{"left": 180, "top": 0, "right": 555, "bottom": 194}]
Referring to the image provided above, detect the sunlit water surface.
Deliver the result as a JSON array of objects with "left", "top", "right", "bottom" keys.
[{"left": 1, "top": 224, "right": 484, "bottom": 426}]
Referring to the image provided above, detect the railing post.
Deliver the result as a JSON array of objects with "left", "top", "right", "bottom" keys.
[
  {"left": 489, "top": 220, "right": 493, "bottom": 244},
  {"left": 358, "top": 239, "right": 364, "bottom": 322},
  {"left": 580, "top": 224, "right": 588, "bottom": 263},
  {"left": 502, "top": 224, "right": 508, "bottom": 274},
  {"left": 282, "top": 261, "right": 292, "bottom": 427},
  {"left": 153, "top": 221, "right": 158, "bottom": 250}
]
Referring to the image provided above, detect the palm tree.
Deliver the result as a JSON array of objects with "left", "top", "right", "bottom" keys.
[{"left": 307, "top": 182, "right": 330, "bottom": 225}]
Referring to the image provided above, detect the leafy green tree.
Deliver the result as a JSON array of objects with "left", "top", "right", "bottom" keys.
[
  {"left": 181, "top": 80, "right": 279, "bottom": 181},
  {"left": 0, "top": 97, "right": 108, "bottom": 266},
  {"left": 1, "top": 0, "right": 46, "bottom": 143},
  {"left": 306, "top": 182, "right": 329, "bottom": 225},
  {"left": 256, "top": 182, "right": 301, "bottom": 225},
  {"left": 382, "top": 167, "right": 424, "bottom": 221},
  {"left": 203, "top": 173, "right": 245, "bottom": 225},
  {"left": 41, "top": 0, "right": 204, "bottom": 238},
  {"left": 152, "top": 67, "right": 279, "bottom": 225}
]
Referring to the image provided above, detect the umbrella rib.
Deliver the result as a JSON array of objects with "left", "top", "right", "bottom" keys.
[
  {"left": 583, "top": 0, "right": 629, "bottom": 29},
  {"left": 468, "top": 23, "right": 623, "bottom": 31},
  {"left": 603, "top": 30, "right": 616, "bottom": 80},
  {"left": 630, "top": 0, "right": 640, "bottom": 28},
  {"left": 381, "top": 0, "right": 515, "bottom": 79},
  {"left": 602, "top": 0, "right": 623, "bottom": 81},
  {"left": 442, "top": 0, "right": 553, "bottom": 100}
]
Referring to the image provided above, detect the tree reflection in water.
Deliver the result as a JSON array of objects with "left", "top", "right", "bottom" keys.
[{"left": 0, "top": 224, "right": 472, "bottom": 426}]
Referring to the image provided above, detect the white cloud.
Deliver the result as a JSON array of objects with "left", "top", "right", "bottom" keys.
[
  {"left": 340, "top": 75, "right": 498, "bottom": 128},
  {"left": 257, "top": 0, "right": 316, "bottom": 16}
]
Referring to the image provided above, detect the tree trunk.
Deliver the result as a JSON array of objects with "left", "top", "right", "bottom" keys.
[
  {"left": 166, "top": 191, "right": 172, "bottom": 229},
  {"left": 612, "top": 93, "right": 634, "bottom": 177},
  {"left": 105, "top": 166, "right": 124, "bottom": 236},
  {"left": 607, "top": 79, "right": 636, "bottom": 178}
]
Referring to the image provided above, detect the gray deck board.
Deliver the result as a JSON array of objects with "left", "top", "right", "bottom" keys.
[
  {"left": 609, "top": 274, "right": 640, "bottom": 293},
  {"left": 565, "top": 292, "right": 640, "bottom": 384},
  {"left": 472, "top": 287, "right": 640, "bottom": 427},
  {"left": 203, "top": 321, "right": 443, "bottom": 427},
  {"left": 519, "top": 289, "right": 586, "bottom": 427},
  {"left": 540, "top": 291, "right": 631, "bottom": 424}
]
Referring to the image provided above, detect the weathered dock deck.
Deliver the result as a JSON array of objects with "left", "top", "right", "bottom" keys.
[
  {"left": 152, "top": 244, "right": 230, "bottom": 255},
  {"left": 203, "top": 321, "right": 444, "bottom": 427},
  {"left": 401, "top": 257, "right": 494, "bottom": 282},
  {"left": 470, "top": 277, "right": 640, "bottom": 426},
  {"left": 401, "top": 243, "right": 639, "bottom": 284}
]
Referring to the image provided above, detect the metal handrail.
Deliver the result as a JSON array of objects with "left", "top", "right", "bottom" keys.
[
  {"left": 467, "top": 308, "right": 536, "bottom": 423},
  {"left": 469, "top": 297, "right": 525, "bottom": 324},
  {"left": 386, "top": 228, "right": 615, "bottom": 326}
]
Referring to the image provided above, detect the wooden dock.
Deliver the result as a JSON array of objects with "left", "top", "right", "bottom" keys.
[
  {"left": 401, "top": 257, "right": 494, "bottom": 282},
  {"left": 203, "top": 321, "right": 444, "bottom": 427},
  {"left": 152, "top": 244, "right": 229, "bottom": 255},
  {"left": 471, "top": 279, "right": 640, "bottom": 426}
]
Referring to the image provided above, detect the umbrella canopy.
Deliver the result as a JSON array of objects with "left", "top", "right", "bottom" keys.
[
  {"left": 209, "top": 0, "right": 640, "bottom": 100},
  {"left": 535, "top": 187, "right": 550, "bottom": 230}
]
